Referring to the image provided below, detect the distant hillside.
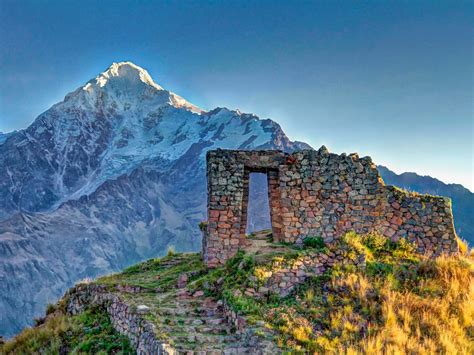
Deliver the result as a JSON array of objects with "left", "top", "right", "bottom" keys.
[{"left": 378, "top": 166, "right": 474, "bottom": 244}]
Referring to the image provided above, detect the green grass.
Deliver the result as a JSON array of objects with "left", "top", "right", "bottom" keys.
[
  {"left": 98, "top": 253, "right": 206, "bottom": 291},
  {"left": 302, "top": 236, "right": 326, "bottom": 250},
  {"left": 187, "top": 232, "right": 474, "bottom": 354},
  {"left": 1, "top": 305, "right": 134, "bottom": 354},
  {"left": 5, "top": 233, "right": 471, "bottom": 354}
]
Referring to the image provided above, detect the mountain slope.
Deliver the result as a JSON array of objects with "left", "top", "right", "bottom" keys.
[
  {"left": 0, "top": 62, "right": 309, "bottom": 337},
  {"left": 3, "top": 234, "right": 473, "bottom": 354},
  {"left": 378, "top": 166, "right": 473, "bottom": 243},
  {"left": 0, "top": 61, "right": 471, "bottom": 338},
  {"left": 0, "top": 131, "right": 16, "bottom": 145}
]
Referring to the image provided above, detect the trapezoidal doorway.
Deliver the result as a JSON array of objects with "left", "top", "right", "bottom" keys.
[
  {"left": 204, "top": 149, "right": 288, "bottom": 267},
  {"left": 240, "top": 168, "right": 283, "bottom": 243}
]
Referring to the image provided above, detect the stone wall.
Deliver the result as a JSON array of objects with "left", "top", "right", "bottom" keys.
[
  {"left": 65, "top": 282, "right": 278, "bottom": 354},
  {"left": 254, "top": 247, "right": 365, "bottom": 298},
  {"left": 65, "top": 284, "right": 175, "bottom": 355},
  {"left": 203, "top": 147, "right": 458, "bottom": 266},
  {"left": 225, "top": 244, "right": 365, "bottom": 299}
]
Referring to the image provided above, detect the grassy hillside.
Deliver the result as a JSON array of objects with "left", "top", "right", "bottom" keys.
[
  {"left": 2, "top": 233, "right": 473, "bottom": 354},
  {"left": 0, "top": 305, "right": 133, "bottom": 354}
]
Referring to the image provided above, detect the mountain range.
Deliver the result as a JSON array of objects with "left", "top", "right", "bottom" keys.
[{"left": 0, "top": 62, "right": 472, "bottom": 338}]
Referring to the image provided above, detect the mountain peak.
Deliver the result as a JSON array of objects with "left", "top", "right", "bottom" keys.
[
  {"left": 83, "top": 61, "right": 163, "bottom": 91},
  {"left": 61, "top": 61, "right": 203, "bottom": 113}
]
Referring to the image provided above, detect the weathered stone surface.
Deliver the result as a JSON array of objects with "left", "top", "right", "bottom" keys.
[
  {"left": 65, "top": 284, "right": 175, "bottom": 354},
  {"left": 177, "top": 273, "right": 189, "bottom": 289},
  {"left": 64, "top": 282, "right": 278, "bottom": 354},
  {"left": 203, "top": 148, "right": 458, "bottom": 266},
  {"left": 254, "top": 246, "right": 365, "bottom": 298},
  {"left": 136, "top": 305, "right": 151, "bottom": 314}
]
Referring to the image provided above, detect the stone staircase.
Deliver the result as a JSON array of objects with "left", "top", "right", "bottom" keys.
[
  {"left": 244, "top": 230, "right": 288, "bottom": 255},
  {"left": 152, "top": 290, "right": 269, "bottom": 354},
  {"left": 102, "top": 253, "right": 277, "bottom": 354}
]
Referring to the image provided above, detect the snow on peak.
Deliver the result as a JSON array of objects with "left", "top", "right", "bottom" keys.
[
  {"left": 64, "top": 61, "right": 203, "bottom": 114},
  {"left": 89, "top": 61, "right": 164, "bottom": 90}
]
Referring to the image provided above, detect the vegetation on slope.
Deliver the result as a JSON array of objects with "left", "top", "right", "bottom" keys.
[
  {"left": 0, "top": 305, "right": 133, "bottom": 354},
  {"left": 98, "top": 251, "right": 206, "bottom": 292},
  {"left": 192, "top": 233, "right": 474, "bottom": 354},
  {"left": 2, "top": 234, "right": 472, "bottom": 354}
]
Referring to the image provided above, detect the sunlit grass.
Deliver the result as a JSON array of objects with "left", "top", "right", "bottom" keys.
[
  {"left": 3, "top": 233, "right": 471, "bottom": 354},
  {"left": 196, "top": 232, "right": 474, "bottom": 353},
  {"left": 1, "top": 305, "right": 133, "bottom": 354},
  {"left": 263, "top": 235, "right": 474, "bottom": 354}
]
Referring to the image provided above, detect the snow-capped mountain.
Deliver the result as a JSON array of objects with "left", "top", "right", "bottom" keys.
[
  {"left": 0, "top": 62, "right": 306, "bottom": 221},
  {"left": 0, "top": 62, "right": 308, "bottom": 337},
  {"left": 0, "top": 131, "right": 15, "bottom": 145},
  {"left": 1, "top": 62, "right": 471, "bottom": 338}
]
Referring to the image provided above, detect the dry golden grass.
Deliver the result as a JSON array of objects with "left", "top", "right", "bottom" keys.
[
  {"left": 349, "top": 255, "right": 474, "bottom": 355},
  {"left": 261, "top": 235, "right": 474, "bottom": 354}
]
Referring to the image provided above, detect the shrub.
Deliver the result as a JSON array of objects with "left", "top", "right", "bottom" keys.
[
  {"left": 45, "top": 303, "right": 57, "bottom": 316},
  {"left": 166, "top": 245, "right": 176, "bottom": 256},
  {"left": 198, "top": 221, "right": 208, "bottom": 231},
  {"left": 302, "top": 236, "right": 325, "bottom": 250},
  {"left": 457, "top": 237, "right": 470, "bottom": 256}
]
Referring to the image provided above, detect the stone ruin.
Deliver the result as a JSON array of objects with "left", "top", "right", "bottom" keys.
[{"left": 202, "top": 147, "right": 458, "bottom": 267}]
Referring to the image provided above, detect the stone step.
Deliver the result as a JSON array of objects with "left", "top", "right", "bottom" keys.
[
  {"left": 176, "top": 346, "right": 260, "bottom": 354},
  {"left": 157, "top": 307, "right": 226, "bottom": 322},
  {"left": 163, "top": 305, "right": 222, "bottom": 317},
  {"left": 155, "top": 322, "right": 231, "bottom": 336},
  {"left": 156, "top": 308, "right": 201, "bottom": 317},
  {"left": 175, "top": 333, "right": 241, "bottom": 346}
]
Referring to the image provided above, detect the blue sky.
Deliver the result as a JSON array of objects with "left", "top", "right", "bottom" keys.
[{"left": 0, "top": 1, "right": 472, "bottom": 190}]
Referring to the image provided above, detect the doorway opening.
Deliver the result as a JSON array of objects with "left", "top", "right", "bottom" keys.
[
  {"left": 240, "top": 168, "right": 282, "bottom": 244},
  {"left": 246, "top": 172, "right": 271, "bottom": 234}
]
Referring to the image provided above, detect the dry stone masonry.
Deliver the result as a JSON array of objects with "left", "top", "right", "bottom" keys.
[
  {"left": 65, "top": 284, "right": 175, "bottom": 355},
  {"left": 203, "top": 147, "right": 458, "bottom": 267},
  {"left": 64, "top": 282, "right": 278, "bottom": 354},
  {"left": 253, "top": 247, "right": 366, "bottom": 298}
]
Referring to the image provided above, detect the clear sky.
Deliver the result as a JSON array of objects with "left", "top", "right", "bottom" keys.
[{"left": 0, "top": 0, "right": 472, "bottom": 190}]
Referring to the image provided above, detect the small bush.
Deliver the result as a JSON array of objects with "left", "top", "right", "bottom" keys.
[
  {"left": 198, "top": 221, "right": 208, "bottom": 231},
  {"left": 303, "top": 236, "right": 325, "bottom": 250},
  {"left": 45, "top": 303, "right": 57, "bottom": 316},
  {"left": 457, "top": 237, "right": 470, "bottom": 256},
  {"left": 33, "top": 317, "right": 45, "bottom": 326},
  {"left": 167, "top": 245, "right": 176, "bottom": 256}
]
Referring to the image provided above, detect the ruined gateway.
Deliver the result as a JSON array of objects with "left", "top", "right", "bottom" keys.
[{"left": 202, "top": 147, "right": 458, "bottom": 267}]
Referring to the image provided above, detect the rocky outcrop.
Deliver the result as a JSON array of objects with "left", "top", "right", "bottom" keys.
[{"left": 251, "top": 247, "right": 365, "bottom": 298}]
